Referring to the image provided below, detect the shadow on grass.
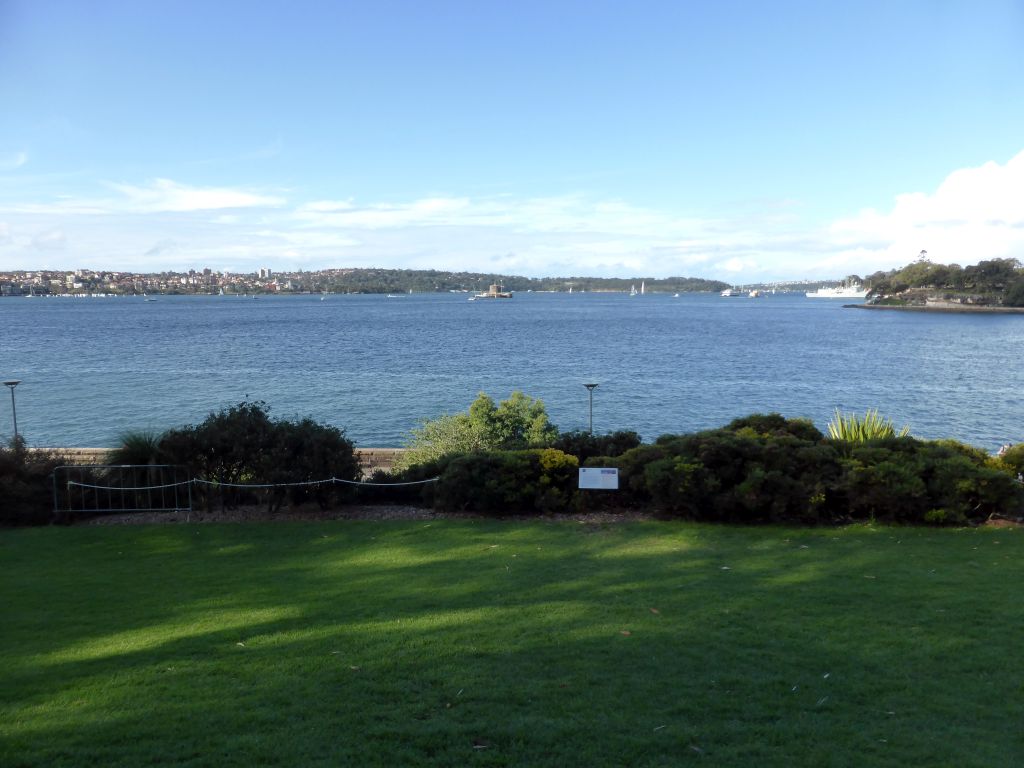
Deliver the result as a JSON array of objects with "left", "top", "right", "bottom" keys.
[{"left": 1, "top": 521, "right": 1021, "bottom": 767}]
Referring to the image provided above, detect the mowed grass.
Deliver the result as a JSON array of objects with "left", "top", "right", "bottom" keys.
[{"left": 1, "top": 520, "right": 1022, "bottom": 767}]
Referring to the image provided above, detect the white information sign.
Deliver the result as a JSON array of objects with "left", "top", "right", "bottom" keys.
[{"left": 578, "top": 467, "right": 619, "bottom": 490}]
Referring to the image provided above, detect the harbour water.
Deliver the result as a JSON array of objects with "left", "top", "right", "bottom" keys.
[{"left": 1, "top": 292, "right": 1021, "bottom": 450}]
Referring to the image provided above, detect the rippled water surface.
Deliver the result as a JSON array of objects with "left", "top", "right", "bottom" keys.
[{"left": 1, "top": 292, "right": 1021, "bottom": 449}]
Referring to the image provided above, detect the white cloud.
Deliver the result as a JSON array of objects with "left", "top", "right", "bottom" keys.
[
  {"left": 828, "top": 149, "right": 1024, "bottom": 272},
  {"left": 3, "top": 152, "right": 1023, "bottom": 279},
  {"left": 717, "top": 257, "right": 754, "bottom": 273},
  {"left": 0, "top": 151, "right": 28, "bottom": 170},
  {"left": 32, "top": 228, "right": 67, "bottom": 250},
  {"left": 4, "top": 178, "right": 286, "bottom": 216},
  {"left": 106, "top": 178, "right": 286, "bottom": 212}
]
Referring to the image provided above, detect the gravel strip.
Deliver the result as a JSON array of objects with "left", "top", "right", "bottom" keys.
[{"left": 78, "top": 504, "right": 655, "bottom": 525}]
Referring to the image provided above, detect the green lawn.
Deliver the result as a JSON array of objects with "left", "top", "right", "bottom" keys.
[{"left": 1, "top": 520, "right": 1021, "bottom": 767}]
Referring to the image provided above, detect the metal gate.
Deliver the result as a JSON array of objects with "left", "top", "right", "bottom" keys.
[{"left": 53, "top": 464, "right": 192, "bottom": 519}]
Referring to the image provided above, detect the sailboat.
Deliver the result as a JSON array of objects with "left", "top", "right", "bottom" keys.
[
  {"left": 629, "top": 284, "right": 638, "bottom": 297},
  {"left": 641, "top": 281, "right": 646, "bottom": 295}
]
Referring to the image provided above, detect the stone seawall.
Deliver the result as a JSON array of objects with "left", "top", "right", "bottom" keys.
[{"left": 36, "top": 447, "right": 408, "bottom": 476}]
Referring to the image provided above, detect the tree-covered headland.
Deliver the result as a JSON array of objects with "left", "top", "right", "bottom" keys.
[{"left": 865, "top": 255, "right": 1024, "bottom": 307}]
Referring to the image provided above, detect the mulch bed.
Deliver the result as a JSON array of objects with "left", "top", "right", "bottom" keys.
[{"left": 78, "top": 504, "right": 656, "bottom": 525}]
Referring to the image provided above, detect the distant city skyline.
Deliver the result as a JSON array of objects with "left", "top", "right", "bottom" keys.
[{"left": 1, "top": 1, "right": 1023, "bottom": 281}]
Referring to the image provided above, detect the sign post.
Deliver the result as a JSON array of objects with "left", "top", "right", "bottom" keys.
[{"left": 578, "top": 467, "right": 619, "bottom": 490}]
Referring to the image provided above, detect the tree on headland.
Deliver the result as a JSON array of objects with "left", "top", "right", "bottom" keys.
[
  {"left": 1004, "top": 279, "right": 1024, "bottom": 307},
  {"left": 867, "top": 256, "right": 1023, "bottom": 303}
]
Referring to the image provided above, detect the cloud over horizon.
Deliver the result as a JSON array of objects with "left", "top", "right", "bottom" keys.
[{"left": 1, "top": 151, "right": 1022, "bottom": 279}]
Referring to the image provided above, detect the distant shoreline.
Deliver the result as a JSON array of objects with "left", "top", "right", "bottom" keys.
[{"left": 847, "top": 303, "right": 1024, "bottom": 314}]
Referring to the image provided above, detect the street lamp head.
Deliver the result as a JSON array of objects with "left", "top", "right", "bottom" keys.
[
  {"left": 583, "top": 383, "right": 599, "bottom": 391},
  {"left": 3, "top": 380, "right": 20, "bottom": 389}
]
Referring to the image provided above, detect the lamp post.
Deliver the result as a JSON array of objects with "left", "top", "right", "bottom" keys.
[
  {"left": 3, "top": 380, "right": 20, "bottom": 442},
  {"left": 583, "top": 383, "right": 599, "bottom": 434}
]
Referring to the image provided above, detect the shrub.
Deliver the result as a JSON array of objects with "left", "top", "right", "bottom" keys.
[
  {"left": 433, "top": 449, "right": 578, "bottom": 515},
  {"left": 724, "top": 413, "right": 824, "bottom": 442},
  {"left": 997, "top": 444, "right": 1024, "bottom": 479},
  {"left": 591, "top": 443, "right": 670, "bottom": 508},
  {"left": 260, "top": 418, "right": 360, "bottom": 512},
  {"left": 1004, "top": 279, "right": 1024, "bottom": 307},
  {"left": 107, "top": 429, "right": 165, "bottom": 466},
  {"left": 827, "top": 409, "right": 911, "bottom": 443},
  {"left": 551, "top": 430, "right": 641, "bottom": 462},
  {"left": 642, "top": 430, "right": 841, "bottom": 524},
  {"left": 838, "top": 438, "right": 1023, "bottom": 524},
  {"left": 159, "top": 401, "right": 275, "bottom": 510},
  {"left": 0, "top": 439, "right": 67, "bottom": 526},
  {"left": 158, "top": 401, "right": 358, "bottom": 512},
  {"left": 397, "top": 391, "right": 558, "bottom": 470}
]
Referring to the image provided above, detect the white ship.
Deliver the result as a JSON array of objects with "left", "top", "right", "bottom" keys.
[{"left": 805, "top": 284, "right": 869, "bottom": 299}]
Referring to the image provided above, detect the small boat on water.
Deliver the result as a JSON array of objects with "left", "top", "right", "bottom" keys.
[
  {"left": 805, "top": 283, "right": 869, "bottom": 299},
  {"left": 720, "top": 288, "right": 746, "bottom": 297}
]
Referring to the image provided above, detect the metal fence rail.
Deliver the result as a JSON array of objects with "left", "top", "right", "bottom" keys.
[{"left": 53, "top": 464, "right": 192, "bottom": 519}]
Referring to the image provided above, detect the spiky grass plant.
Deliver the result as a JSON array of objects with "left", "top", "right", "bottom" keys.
[
  {"left": 827, "top": 408, "right": 911, "bottom": 442},
  {"left": 107, "top": 429, "right": 164, "bottom": 466}
]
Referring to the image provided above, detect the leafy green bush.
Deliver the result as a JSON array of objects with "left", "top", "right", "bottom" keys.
[
  {"left": 551, "top": 430, "right": 641, "bottom": 462},
  {"left": 1002, "top": 279, "right": 1024, "bottom": 307},
  {"left": 0, "top": 440, "right": 68, "bottom": 526},
  {"left": 433, "top": 449, "right": 578, "bottom": 514},
  {"left": 997, "top": 444, "right": 1024, "bottom": 479},
  {"left": 158, "top": 402, "right": 358, "bottom": 512},
  {"left": 260, "top": 418, "right": 360, "bottom": 511},
  {"left": 583, "top": 421, "right": 1021, "bottom": 526},
  {"left": 587, "top": 444, "right": 669, "bottom": 509},
  {"left": 837, "top": 438, "right": 1023, "bottom": 524},
  {"left": 396, "top": 391, "right": 558, "bottom": 470},
  {"left": 724, "top": 413, "right": 824, "bottom": 442},
  {"left": 640, "top": 430, "right": 841, "bottom": 524}
]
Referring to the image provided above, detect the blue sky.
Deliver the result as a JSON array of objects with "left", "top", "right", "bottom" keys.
[{"left": 1, "top": 0, "right": 1023, "bottom": 280}]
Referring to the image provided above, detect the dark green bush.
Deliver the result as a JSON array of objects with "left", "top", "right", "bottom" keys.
[
  {"left": 723, "top": 413, "right": 825, "bottom": 442},
  {"left": 590, "top": 444, "right": 670, "bottom": 508},
  {"left": 641, "top": 430, "right": 841, "bottom": 524},
  {"left": 355, "top": 454, "right": 458, "bottom": 507},
  {"left": 838, "top": 438, "right": 1023, "bottom": 524},
  {"left": 0, "top": 440, "right": 67, "bottom": 526},
  {"left": 578, "top": 425, "right": 1020, "bottom": 526},
  {"left": 158, "top": 401, "right": 358, "bottom": 512},
  {"left": 434, "top": 448, "right": 579, "bottom": 514},
  {"left": 260, "top": 418, "right": 359, "bottom": 511},
  {"left": 107, "top": 430, "right": 165, "bottom": 466},
  {"left": 551, "top": 430, "right": 642, "bottom": 462},
  {"left": 997, "top": 444, "right": 1024, "bottom": 479},
  {"left": 1004, "top": 279, "right": 1024, "bottom": 307}
]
